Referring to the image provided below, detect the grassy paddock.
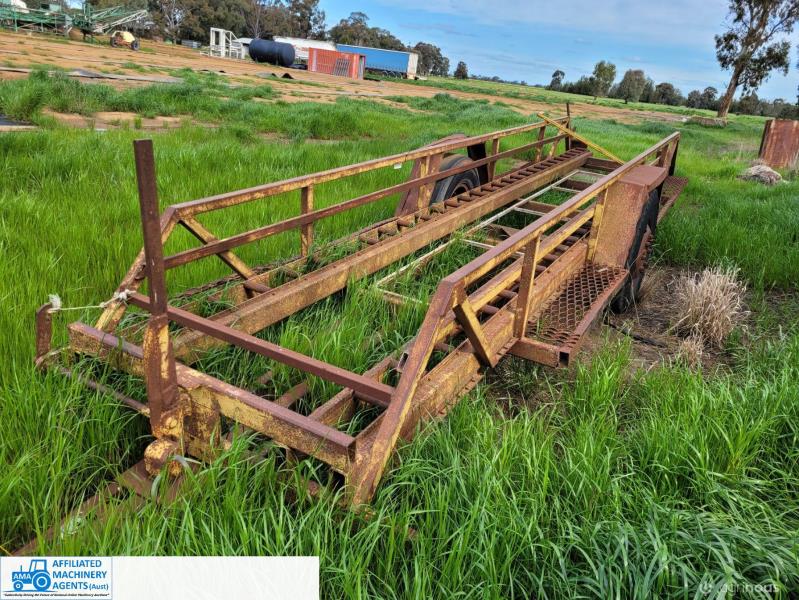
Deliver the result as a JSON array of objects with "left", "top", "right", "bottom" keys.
[
  {"left": 380, "top": 74, "right": 772, "bottom": 121},
  {"left": 1, "top": 73, "right": 798, "bottom": 597}
]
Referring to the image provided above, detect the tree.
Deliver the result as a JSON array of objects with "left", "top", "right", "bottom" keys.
[
  {"left": 328, "top": 12, "right": 370, "bottom": 45},
  {"left": 237, "top": 0, "right": 324, "bottom": 39},
  {"left": 563, "top": 76, "right": 594, "bottom": 96},
  {"left": 454, "top": 61, "right": 468, "bottom": 79},
  {"left": 701, "top": 86, "right": 719, "bottom": 109},
  {"left": 241, "top": 0, "right": 267, "bottom": 38},
  {"left": 616, "top": 69, "right": 646, "bottom": 103},
  {"left": 153, "top": 0, "right": 248, "bottom": 42},
  {"left": 413, "top": 42, "right": 449, "bottom": 76},
  {"left": 640, "top": 77, "right": 656, "bottom": 103},
  {"left": 686, "top": 89, "right": 703, "bottom": 108},
  {"left": 329, "top": 12, "right": 405, "bottom": 50},
  {"left": 371, "top": 28, "right": 406, "bottom": 51},
  {"left": 150, "top": 0, "right": 194, "bottom": 42},
  {"left": 715, "top": 0, "right": 799, "bottom": 118},
  {"left": 590, "top": 60, "right": 616, "bottom": 98},
  {"left": 549, "top": 69, "right": 565, "bottom": 90},
  {"left": 736, "top": 90, "right": 763, "bottom": 113},
  {"left": 653, "top": 82, "right": 684, "bottom": 106}
]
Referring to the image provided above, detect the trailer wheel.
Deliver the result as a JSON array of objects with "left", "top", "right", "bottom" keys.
[
  {"left": 110, "top": 36, "right": 118, "bottom": 47},
  {"left": 610, "top": 188, "right": 660, "bottom": 313},
  {"left": 131, "top": 39, "right": 140, "bottom": 51},
  {"left": 429, "top": 154, "right": 481, "bottom": 204}
]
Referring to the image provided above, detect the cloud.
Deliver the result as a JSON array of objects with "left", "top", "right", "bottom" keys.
[
  {"left": 399, "top": 21, "right": 479, "bottom": 38},
  {"left": 360, "top": 0, "right": 797, "bottom": 98},
  {"left": 376, "top": 0, "right": 728, "bottom": 46},
  {"left": 479, "top": 51, "right": 562, "bottom": 71}
]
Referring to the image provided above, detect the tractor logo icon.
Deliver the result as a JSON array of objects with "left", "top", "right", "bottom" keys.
[{"left": 11, "top": 559, "right": 51, "bottom": 592}]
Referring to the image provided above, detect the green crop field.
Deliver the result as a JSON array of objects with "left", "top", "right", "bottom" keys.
[{"left": 1, "top": 70, "right": 798, "bottom": 598}]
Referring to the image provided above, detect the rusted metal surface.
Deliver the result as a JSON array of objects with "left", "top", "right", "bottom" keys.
[
  {"left": 591, "top": 165, "right": 666, "bottom": 267},
  {"left": 525, "top": 263, "right": 626, "bottom": 351},
  {"left": 171, "top": 118, "right": 570, "bottom": 218},
  {"left": 32, "top": 117, "right": 687, "bottom": 527},
  {"left": 537, "top": 113, "right": 622, "bottom": 164},
  {"left": 127, "top": 291, "right": 395, "bottom": 406},
  {"left": 134, "top": 140, "right": 182, "bottom": 465},
  {"left": 346, "top": 150, "right": 682, "bottom": 504},
  {"left": 171, "top": 150, "right": 590, "bottom": 360},
  {"left": 34, "top": 302, "right": 53, "bottom": 368},
  {"left": 161, "top": 134, "right": 571, "bottom": 271},
  {"left": 759, "top": 119, "right": 799, "bottom": 169}
]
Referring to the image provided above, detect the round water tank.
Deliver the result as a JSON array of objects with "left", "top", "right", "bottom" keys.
[{"left": 249, "top": 39, "right": 295, "bottom": 67}]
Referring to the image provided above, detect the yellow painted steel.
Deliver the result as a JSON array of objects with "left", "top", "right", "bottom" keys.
[{"left": 536, "top": 113, "right": 623, "bottom": 164}]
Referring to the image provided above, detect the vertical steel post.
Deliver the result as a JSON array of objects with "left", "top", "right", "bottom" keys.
[
  {"left": 134, "top": 140, "right": 180, "bottom": 440},
  {"left": 586, "top": 189, "right": 608, "bottom": 261},
  {"left": 565, "top": 102, "right": 572, "bottom": 150},
  {"left": 487, "top": 137, "right": 501, "bottom": 180},
  {"left": 513, "top": 235, "right": 541, "bottom": 338},
  {"left": 534, "top": 126, "right": 546, "bottom": 162},
  {"left": 416, "top": 153, "right": 443, "bottom": 211},
  {"left": 300, "top": 185, "right": 314, "bottom": 256},
  {"left": 34, "top": 303, "right": 53, "bottom": 368}
]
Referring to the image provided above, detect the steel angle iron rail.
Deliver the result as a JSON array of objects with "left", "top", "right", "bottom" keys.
[{"left": 93, "top": 117, "right": 578, "bottom": 350}]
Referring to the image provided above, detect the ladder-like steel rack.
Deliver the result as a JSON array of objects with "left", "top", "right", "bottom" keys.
[{"left": 34, "top": 117, "right": 686, "bottom": 517}]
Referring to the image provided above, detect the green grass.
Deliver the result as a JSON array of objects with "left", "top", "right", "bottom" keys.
[
  {"left": 387, "top": 75, "right": 751, "bottom": 120},
  {"left": 1, "top": 73, "right": 798, "bottom": 597}
]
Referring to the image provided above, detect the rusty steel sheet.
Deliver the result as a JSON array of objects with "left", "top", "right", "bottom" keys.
[
  {"left": 759, "top": 119, "right": 799, "bottom": 169},
  {"left": 31, "top": 117, "right": 688, "bottom": 527}
]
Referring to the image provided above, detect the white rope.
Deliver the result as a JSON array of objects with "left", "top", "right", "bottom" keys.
[{"left": 47, "top": 289, "right": 134, "bottom": 314}]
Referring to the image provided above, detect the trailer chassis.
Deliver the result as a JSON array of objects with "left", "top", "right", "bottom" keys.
[{"left": 30, "top": 116, "right": 686, "bottom": 541}]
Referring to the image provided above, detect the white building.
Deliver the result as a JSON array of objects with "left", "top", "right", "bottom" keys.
[{"left": 273, "top": 36, "right": 336, "bottom": 62}]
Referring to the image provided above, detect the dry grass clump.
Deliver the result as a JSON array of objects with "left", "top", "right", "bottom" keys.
[
  {"left": 637, "top": 267, "right": 665, "bottom": 303},
  {"left": 676, "top": 334, "right": 705, "bottom": 369},
  {"left": 672, "top": 266, "right": 747, "bottom": 349}
]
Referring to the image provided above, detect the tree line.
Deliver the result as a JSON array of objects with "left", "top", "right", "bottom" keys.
[
  {"left": 547, "top": 60, "right": 797, "bottom": 118},
  {"left": 548, "top": 1, "right": 799, "bottom": 118},
  {"left": 475, "top": 1, "right": 799, "bottom": 120},
  {"left": 98, "top": 0, "right": 454, "bottom": 77},
  {"left": 97, "top": 0, "right": 798, "bottom": 117}
]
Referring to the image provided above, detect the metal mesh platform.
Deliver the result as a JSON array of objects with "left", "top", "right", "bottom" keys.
[
  {"left": 528, "top": 263, "right": 627, "bottom": 347},
  {"left": 658, "top": 175, "right": 688, "bottom": 220}
]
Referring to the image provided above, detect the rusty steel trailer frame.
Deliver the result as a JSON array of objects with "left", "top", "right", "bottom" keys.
[{"left": 34, "top": 117, "right": 685, "bottom": 519}]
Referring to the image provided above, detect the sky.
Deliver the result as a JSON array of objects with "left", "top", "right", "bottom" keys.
[{"left": 320, "top": 0, "right": 798, "bottom": 101}]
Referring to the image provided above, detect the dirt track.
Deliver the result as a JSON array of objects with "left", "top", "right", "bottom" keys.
[{"left": 1, "top": 31, "right": 689, "bottom": 125}]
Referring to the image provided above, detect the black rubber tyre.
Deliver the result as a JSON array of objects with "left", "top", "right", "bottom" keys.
[
  {"left": 429, "top": 154, "right": 481, "bottom": 205},
  {"left": 131, "top": 39, "right": 140, "bottom": 51},
  {"left": 610, "top": 188, "right": 661, "bottom": 313},
  {"left": 110, "top": 36, "right": 118, "bottom": 47}
]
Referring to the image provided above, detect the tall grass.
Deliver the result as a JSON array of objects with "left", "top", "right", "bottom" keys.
[
  {"left": 1, "top": 73, "right": 798, "bottom": 597},
  {"left": 20, "top": 337, "right": 799, "bottom": 597}
]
